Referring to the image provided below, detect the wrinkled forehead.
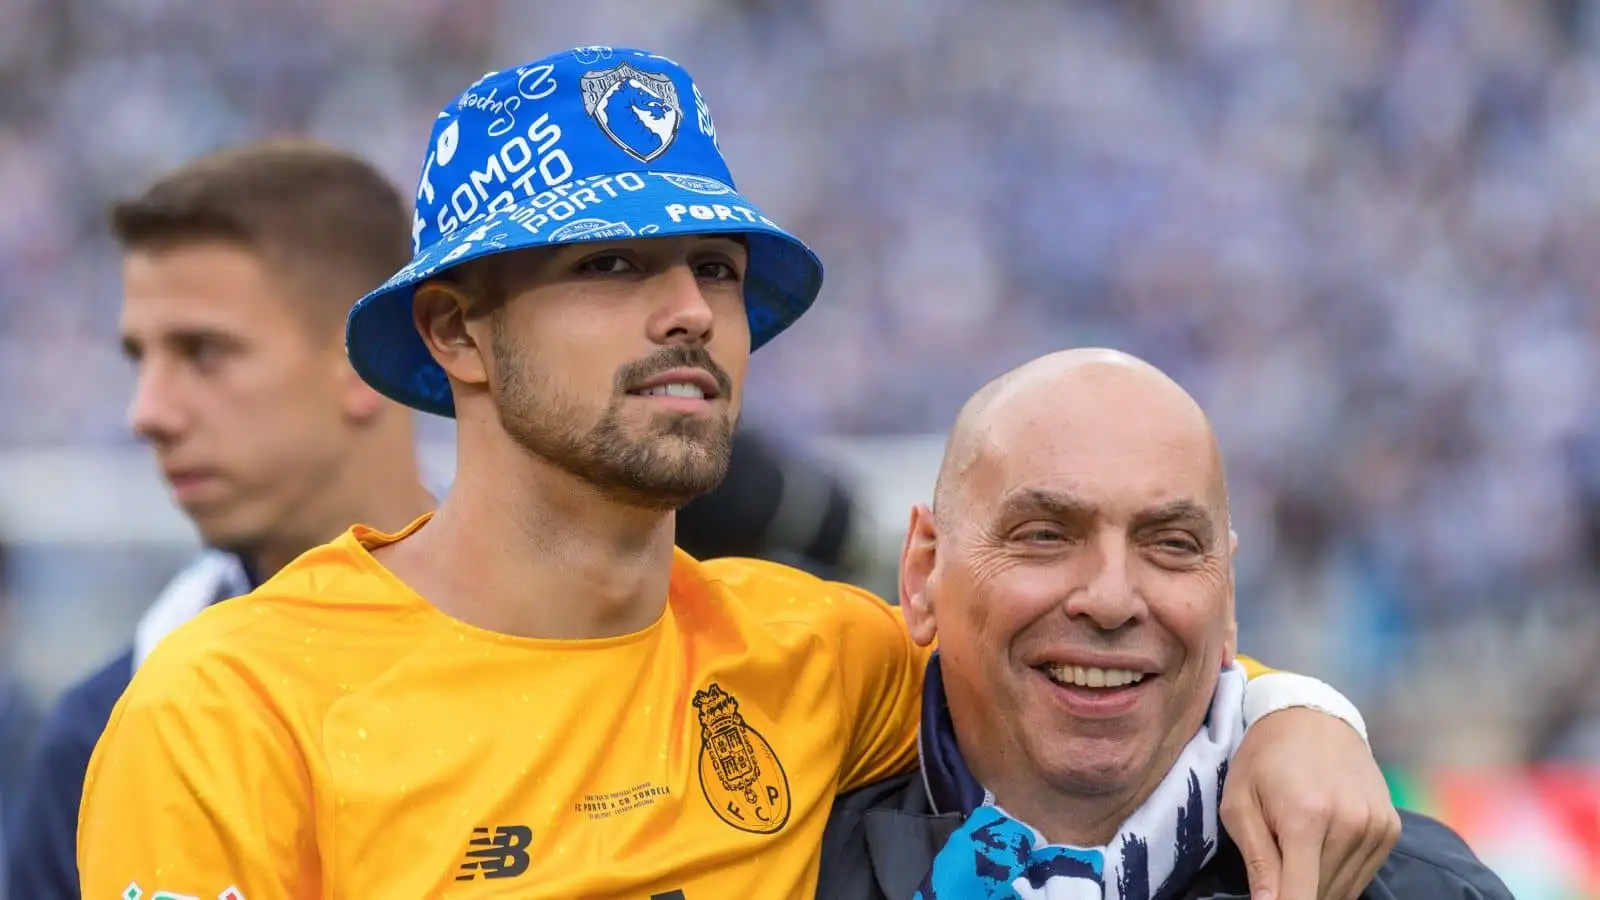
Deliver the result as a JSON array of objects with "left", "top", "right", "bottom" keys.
[{"left": 973, "top": 408, "right": 1225, "bottom": 523}]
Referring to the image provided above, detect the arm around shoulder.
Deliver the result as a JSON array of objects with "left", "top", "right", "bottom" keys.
[
  {"left": 1236, "top": 655, "right": 1369, "bottom": 741},
  {"left": 78, "top": 645, "right": 319, "bottom": 899}
]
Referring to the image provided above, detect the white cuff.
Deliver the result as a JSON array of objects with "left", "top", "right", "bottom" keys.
[{"left": 1241, "top": 671, "right": 1368, "bottom": 744}]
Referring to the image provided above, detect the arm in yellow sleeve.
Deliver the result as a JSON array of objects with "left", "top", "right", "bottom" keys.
[
  {"left": 78, "top": 653, "right": 318, "bottom": 899},
  {"left": 828, "top": 584, "right": 935, "bottom": 792}
]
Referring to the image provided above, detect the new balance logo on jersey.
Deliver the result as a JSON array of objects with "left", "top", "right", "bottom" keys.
[{"left": 455, "top": 825, "right": 533, "bottom": 881}]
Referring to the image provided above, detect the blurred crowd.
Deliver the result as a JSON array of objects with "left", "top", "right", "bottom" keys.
[{"left": 0, "top": 0, "right": 1598, "bottom": 767}]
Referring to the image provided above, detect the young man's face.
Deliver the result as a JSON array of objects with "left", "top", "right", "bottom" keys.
[
  {"left": 448, "top": 234, "right": 751, "bottom": 510},
  {"left": 120, "top": 241, "right": 358, "bottom": 554}
]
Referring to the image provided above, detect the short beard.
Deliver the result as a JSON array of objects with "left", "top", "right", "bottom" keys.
[{"left": 489, "top": 318, "right": 735, "bottom": 511}]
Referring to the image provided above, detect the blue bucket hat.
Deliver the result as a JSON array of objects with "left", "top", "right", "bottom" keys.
[{"left": 346, "top": 46, "right": 825, "bottom": 418}]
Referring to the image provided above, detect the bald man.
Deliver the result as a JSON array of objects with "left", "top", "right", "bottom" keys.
[{"left": 818, "top": 350, "right": 1510, "bottom": 900}]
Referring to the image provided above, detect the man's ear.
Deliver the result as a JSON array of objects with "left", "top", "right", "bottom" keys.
[
  {"left": 899, "top": 504, "right": 940, "bottom": 646},
  {"left": 322, "top": 323, "right": 387, "bottom": 423},
  {"left": 413, "top": 280, "right": 490, "bottom": 389},
  {"left": 1223, "top": 612, "right": 1238, "bottom": 667},
  {"left": 337, "top": 365, "right": 386, "bottom": 423},
  {"left": 1223, "top": 527, "right": 1239, "bottom": 664}
]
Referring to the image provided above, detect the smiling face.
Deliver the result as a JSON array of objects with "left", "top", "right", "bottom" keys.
[
  {"left": 902, "top": 352, "right": 1237, "bottom": 826},
  {"left": 415, "top": 234, "right": 751, "bottom": 510}
]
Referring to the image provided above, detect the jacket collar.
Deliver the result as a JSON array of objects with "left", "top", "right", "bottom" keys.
[
  {"left": 132, "top": 552, "right": 253, "bottom": 669},
  {"left": 852, "top": 655, "right": 972, "bottom": 900},
  {"left": 916, "top": 652, "right": 988, "bottom": 816}
]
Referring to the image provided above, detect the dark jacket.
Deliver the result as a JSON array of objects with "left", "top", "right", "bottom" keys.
[
  {"left": 818, "top": 658, "right": 1513, "bottom": 900},
  {"left": 5, "top": 554, "right": 249, "bottom": 900},
  {"left": 4, "top": 651, "right": 130, "bottom": 899}
]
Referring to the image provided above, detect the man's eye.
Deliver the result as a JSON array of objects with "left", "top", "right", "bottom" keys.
[
  {"left": 1155, "top": 535, "right": 1202, "bottom": 555},
  {"left": 695, "top": 261, "right": 740, "bottom": 281},
  {"left": 577, "top": 255, "right": 637, "bottom": 275},
  {"left": 179, "top": 338, "right": 226, "bottom": 367}
]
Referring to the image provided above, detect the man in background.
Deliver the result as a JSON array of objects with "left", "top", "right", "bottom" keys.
[{"left": 4, "top": 140, "right": 438, "bottom": 898}]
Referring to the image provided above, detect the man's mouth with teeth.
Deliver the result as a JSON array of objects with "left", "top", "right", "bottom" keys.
[
  {"left": 1041, "top": 664, "right": 1149, "bottom": 689},
  {"left": 633, "top": 382, "right": 705, "bottom": 399}
]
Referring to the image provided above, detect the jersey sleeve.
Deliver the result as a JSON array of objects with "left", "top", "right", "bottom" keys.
[
  {"left": 1235, "top": 654, "right": 1274, "bottom": 680},
  {"left": 828, "top": 583, "right": 934, "bottom": 793},
  {"left": 77, "top": 650, "right": 318, "bottom": 899}
]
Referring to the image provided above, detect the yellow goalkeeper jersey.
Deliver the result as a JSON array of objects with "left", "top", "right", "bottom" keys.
[{"left": 78, "top": 516, "right": 927, "bottom": 899}]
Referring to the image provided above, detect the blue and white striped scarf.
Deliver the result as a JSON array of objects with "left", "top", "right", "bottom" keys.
[{"left": 915, "top": 664, "right": 1247, "bottom": 900}]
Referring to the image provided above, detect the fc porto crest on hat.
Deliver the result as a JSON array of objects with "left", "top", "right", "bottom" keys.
[{"left": 580, "top": 61, "right": 684, "bottom": 163}]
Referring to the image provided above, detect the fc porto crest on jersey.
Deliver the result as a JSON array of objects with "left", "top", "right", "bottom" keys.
[
  {"left": 693, "top": 683, "right": 791, "bottom": 834},
  {"left": 580, "top": 61, "right": 684, "bottom": 163}
]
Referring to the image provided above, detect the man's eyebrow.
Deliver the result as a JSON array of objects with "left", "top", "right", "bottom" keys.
[
  {"left": 1132, "top": 499, "right": 1217, "bottom": 541},
  {"left": 994, "top": 488, "right": 1098, "bottom": 521},
  {"left": 995, "top": 490, "right": 1218, "bottom": 536}
]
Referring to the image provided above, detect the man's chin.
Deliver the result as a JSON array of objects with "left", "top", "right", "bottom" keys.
[
  {"left": 189, "top": 521, "right": 260, "bottom": 558},
  {"left": 627, "top": 473, "right": 726, "bottom": 511},
  {"left": 642, "top": 435, "right": 732, "bottom": 482},
  {"left": 183, "top": 505, "right": 237, "bottom": 540},
  {"left": 1033, "top": 740, "right": 1149, "bottom": 799},
  {"left": 640, "top": 414, "right": 732, "bottom": 445},
  {"left": 597, "top": 456, "right": 729, "bottom": 511}
]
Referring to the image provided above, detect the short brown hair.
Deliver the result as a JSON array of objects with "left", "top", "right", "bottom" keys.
[{"left": 109, "top": 139, "right": 412, "bottom": 327}]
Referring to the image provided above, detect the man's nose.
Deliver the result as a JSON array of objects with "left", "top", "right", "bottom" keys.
[
  {"left": 126, "top": 363, "right": 188, "bottom": 444},
  {"left": 1063, "top": 531, "right": 1148, "bottom": 632},
  {"left": 646, "top": 265, "right": 716, "bottom": 346}
]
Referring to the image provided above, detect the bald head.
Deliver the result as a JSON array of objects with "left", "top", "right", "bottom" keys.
[
  {"left": 900, "top": 349, "right": 1241, "bottom": 845},
  {"left": 934, "top": 349, "right": 1226, "bottom": 526}
]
